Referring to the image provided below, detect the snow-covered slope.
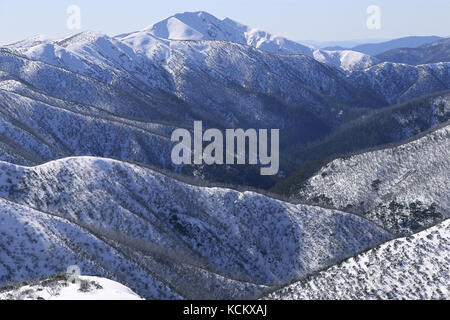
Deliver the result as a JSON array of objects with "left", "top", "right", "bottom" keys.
[
  {"left": 143, "top": 11, "right": 315, "bottom": 55},
  {"left": 313, "top": 50, "right": 378, "bottom": 71},
  {"left": 0, "top": 275, "right": 143, "bottom": 300},
  {"left": 295, "top": 124, "right": 450, "bottom": 236},
  {"left": 266, "top": 219, "right": 450, "bottom": 300},
  {"left": 0, "top": 48, "right": 179, "bottom": 167},
  {"left": 0, "top": 195, "right": 180, "bottom": 299},
  {"left": 0, "top": 43, "right": 347, "bottom": 182},
  {"left": 0, "top": 157, "right": 391, "bottom": 299},
  {"left": 5, "top": 35, "right": 53, "bottom": 51}
]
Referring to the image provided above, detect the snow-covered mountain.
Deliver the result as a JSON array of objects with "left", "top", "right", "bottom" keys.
[
  {"left": 137, "top": 11, "right": 378, "bottom": 71},
  {"left": 142, "top": 11, "right": 315, "bottom": 55},
  {"left": 295, "top": 124, "right": 450, "bottom": 236},
  {"left": 0, "top": 275, "right": 143, "bottom": 300},
  {"left": 348, "top": 61, "right": 450, "bottom": 104},
  {"left": 0, "top": 156, "right": 390, "bottom": 299},
  {"left": 266, "top": 218, "right": 450, "bottom": 300}
]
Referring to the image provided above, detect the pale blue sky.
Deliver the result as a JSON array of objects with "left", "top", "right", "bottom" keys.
[{"left": 0, "top": 0, "right": 449, "bottom": 45}]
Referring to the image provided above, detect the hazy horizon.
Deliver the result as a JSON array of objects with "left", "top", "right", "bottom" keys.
[{"left": 1, "top": 0, "right": 449, "bottom": 45}]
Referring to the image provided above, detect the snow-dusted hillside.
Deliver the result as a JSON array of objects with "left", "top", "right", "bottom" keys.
[
  {"left": 266, "top": 219, "right": 450, "bottom": 300},
  {"left": 296, "top": 124, "right": 450, "bottom": 235},
  {"left": 313, "top": 49, "right": 378, "bottom": 71},
  {"left": 348, "top": 61, "right": 450, "bottom": 104},
  {"left": 0, "top": 275, "right": 143, "bottom": 300},
  {"left": 0, "top": 157, "right": 391, "bottom": 299},
  {"left": 0, "top": 195, "right": 180, "bottom": 299},
  {"left": 3, "top": 12, "right": 450, "bottom": 127},
  {"left": 0, "top": 50, "right": 177, "bottom": 167}
]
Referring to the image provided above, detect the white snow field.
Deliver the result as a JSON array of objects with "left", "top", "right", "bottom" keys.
[
  {"left": 0, "top": 275, "right": 143, "bottom": 300},
  {"left": 266, "top": 218, "right": 450, "bottom": 300}
]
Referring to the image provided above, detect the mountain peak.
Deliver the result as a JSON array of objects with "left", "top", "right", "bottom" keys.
[
  {"left": 144, "top": 11, "right": 243, "bottom": 42},
  {"left": 142, "top": 11, "right": 315, "bottom": 54},
  {"left": 170, "top": 10, "right": 223, "bottom": 26}
]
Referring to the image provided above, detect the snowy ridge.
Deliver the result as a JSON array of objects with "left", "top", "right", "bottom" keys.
[
  {"left": 0, "top": 196, "right": 180, "bottom": 299},
  {"left": 296, "top": 124, "right": 450, "bottom": 235},
  {"left": 5, "top": 35, "right": 53, "bottom": 51},
  {"left": 348, "top": 61, "right": 450, "bottom": 104},
  {"left": 313, "top": 50, "right": 378, "bottom": 71},
  {"left": 0, "top": 157, "right": 390, "bottom": 299},
  {"left": 143, "top": 11, "right": 314, "bottom": 55},
  {"left": 266, "top": 219, "right": 450, "bottom": 300}
]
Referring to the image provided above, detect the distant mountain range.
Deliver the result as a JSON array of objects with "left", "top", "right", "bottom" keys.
[
  {"left": 377, "top": 38, "right": 450, "bottom": 65},
  {"left": 0, "top": 156, "right": 391, "bottom": 299},
  {"left": 302, "top": 38, "right": 389, "bottom": 50},
  {"left": 348, "top": 36, "right": 444, "bottom": 56}
]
